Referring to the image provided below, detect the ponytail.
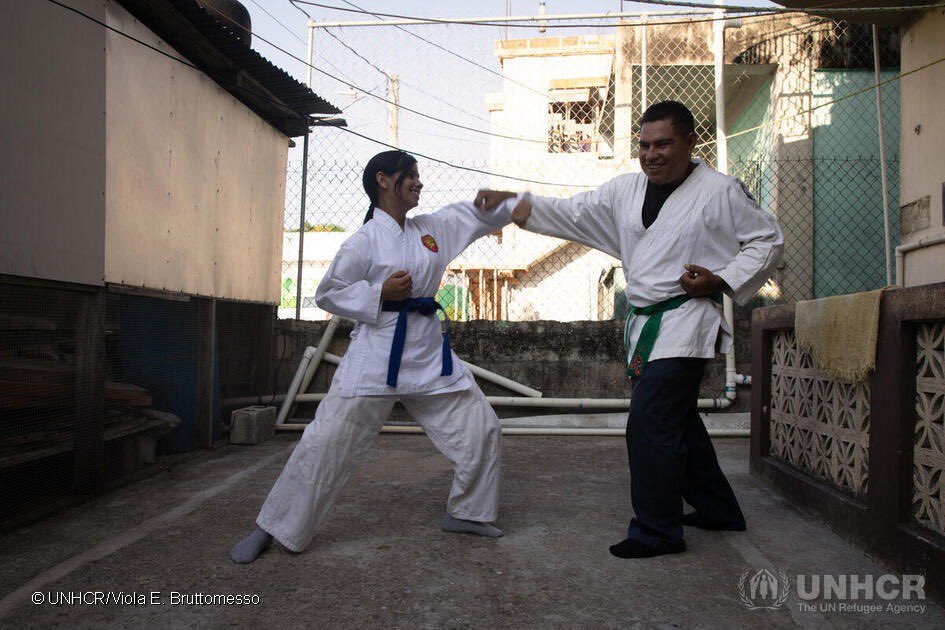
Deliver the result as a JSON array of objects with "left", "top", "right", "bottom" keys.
[{"left": 361, "top": 150, "right": 417, "bottom": 223}]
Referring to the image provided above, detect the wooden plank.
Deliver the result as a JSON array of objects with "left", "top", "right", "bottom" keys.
[
  {"left": 73, "top": 290, "right": 105, "bottom": 494},
  {"left": 254, "top": 304, "right": 274, "bottom": 395},
  {"left": 0, "top": 358, "right": 74, "bottom": 383},
  {"left": 750, "top": 304, "right": 782, "bottom": 471},
  {"left": 0, "top": 380, "right": 73, "bottom": 409},
  {"left": 0, "top": 411, "right": 179, "bottom": 469},
  {"left": 104, "top": 382, "right": 153, "bottom": 407},
  {"left": 195, "top": 298, "right": 216, "bottom": 449}
]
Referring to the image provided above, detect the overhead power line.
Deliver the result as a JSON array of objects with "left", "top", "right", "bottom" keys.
[
  {"left": 255, "top": 0, "right": 375, "bottom": 92},
  {"left": 335, "top": 126, "right": 598, "bottom": 187},
  {"left": 635, "top": 0, "right": 945, "bottom": 15},
  {"left": 304, "top": 0, "right": 794, "bottom": 29},
  {"left": 337, "top": 0, "right": 553, "bottom": 101},
  {"left": 300, "top": 0, "right": 945, "bottom": 25},
  {"left": 297, "top": 1, "right": 723, "bottom": 26},
  {"left": 39, "top": 0, "right": 590, "bottom": 189},
  {"left": 695, "top": 52, "right": 945, "bottom": 150},
  {"left": 43, "top": 0, "right": 945, "bottom": 192},
  {"left": 195, "top": 1, "right": 552, "bottom": 144}
]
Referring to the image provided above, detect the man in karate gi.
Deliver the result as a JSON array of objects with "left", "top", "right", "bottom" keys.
[{"left": 478, "top": 100, "right": 783, "bottom": 558}]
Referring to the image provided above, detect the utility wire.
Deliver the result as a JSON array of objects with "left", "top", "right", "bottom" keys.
[
  {"left": 197, "top": 1, "right": 553, "bottom": 144},
  {"left": 296, "top": 1, "right": 734, "bottom": 26},
  {"left": 296, "top": 1, "right": 842, "bottom": 29},
  {"left": 635, "top": 0, "right": 945, "bottom": 15},
  {"left": 319, "top": 2, "right": 540, "bottom": 135},
  {"left": 309, "top": 2, "right": 796, "bottom": 143},
  {"left": 335, "top": 126, "right": 599, "bottom": 187},
  {"left": 696, "top": 53, "right": 945, "bottom": 149},
  {"left": 319, "top": 24, "right": 392, "bottom": 80},
  {"left": 250, "top": 0, "right": 369, "bottom": 91},
  {"left": 303, "top": 0, "right": 945, "bottom": 23},
  {"left": 338, "top": 0, "right": 553, "bottom": 101},
  {"left": 280, "top": 0, "right": 384, "bottom": 94},
  {"left": 39, "top": 0, "right": 590, "bottom": 188},
  {"left": 44, "top": 0, "right": 944, "bottom": 191}
]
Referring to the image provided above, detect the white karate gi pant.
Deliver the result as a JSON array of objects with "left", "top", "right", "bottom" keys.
[{"left": 256, "top": 382, "right": 501, "bottom": 552}]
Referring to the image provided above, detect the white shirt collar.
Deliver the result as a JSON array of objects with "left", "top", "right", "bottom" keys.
[{"left": 371, "top": 207, "right": 404, "bottom": 234}]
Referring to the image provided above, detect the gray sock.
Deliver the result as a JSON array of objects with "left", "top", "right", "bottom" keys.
[
  {"left": 230, "top": 527, "right": 273, "bottom": 564},
  {"left": 440, "top": 514, "right": 503, "bottom": 538}
]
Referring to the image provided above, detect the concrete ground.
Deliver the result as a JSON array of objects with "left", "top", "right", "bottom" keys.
[{"left": 0, "top": 433, "right": 942, "bottom": 629}]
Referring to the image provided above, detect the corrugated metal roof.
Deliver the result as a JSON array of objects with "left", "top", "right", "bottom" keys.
[
  {"left": 774, "top": 1, "right": 937, "bottom": 27},
  {"left": 117, "top": 0, "right": 342, "bottom": 137}
]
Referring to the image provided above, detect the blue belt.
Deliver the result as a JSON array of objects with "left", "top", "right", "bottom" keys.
[{"left": 381, "top": 297, "right": 453, "bottom": 388}]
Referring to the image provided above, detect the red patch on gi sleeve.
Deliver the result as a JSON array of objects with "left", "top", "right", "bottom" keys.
[{"left": 421, "top": 234, "right": 439, "bottom": 253}]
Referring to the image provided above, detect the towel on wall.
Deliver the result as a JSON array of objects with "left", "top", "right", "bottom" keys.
[{"left": 794, "top": 288, "right": 886, "bottom": 383}]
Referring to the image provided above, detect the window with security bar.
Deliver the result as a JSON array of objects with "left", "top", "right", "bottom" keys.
[{"left": 547, "top": 88, "right": 603, "bottom": 154}]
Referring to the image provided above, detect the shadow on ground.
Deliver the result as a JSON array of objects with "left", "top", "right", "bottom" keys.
[{"left": 1, "top": 435, "right": 942, "bottom": 628}]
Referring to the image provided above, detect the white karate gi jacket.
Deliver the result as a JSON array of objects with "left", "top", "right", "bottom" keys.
[
  {"left": 316, "top": 200, "right": 515, "bottom": 397},
  {"left": 525, "top": 160, "right": 783, "bottom": 362}
]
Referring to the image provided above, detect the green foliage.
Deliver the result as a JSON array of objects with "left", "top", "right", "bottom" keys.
[
  {"left": 281, "top": 277, "right": 296, "bottom": 308},
  {"left": 287, "top": 222, "right": 345, "bottom": 233}
]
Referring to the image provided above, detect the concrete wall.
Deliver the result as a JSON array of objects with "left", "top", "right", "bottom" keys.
[
  {"left": 0, "top": 0, "right": 106, "bottom": 286},
  {"left": 271, "top": 308, "right": 759, "bottom": 417},
  {"left": 487, "top": 36, "right": 620, "bottom": 193},
  {"left": 899, "top": 10, "right": 945, "bottom": 287},
  {"left": 104, "top": 1, "right": 288, "bottom": 303}
]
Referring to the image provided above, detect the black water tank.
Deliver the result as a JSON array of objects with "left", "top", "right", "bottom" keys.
[{"left": 196, "top": 0, "right": 252, "bottom": 46}]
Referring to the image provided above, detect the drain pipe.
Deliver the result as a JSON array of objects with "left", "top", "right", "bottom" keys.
[
  {"left": 895, "top": 234, "right": 945, "bottom": 286},
  {"left": 708, "top": 13, "right": 741, "bottom": 413},
  {"left": 287, "top": 316, "right": 342, "bottom": 420},
  {"left": 274, "top": 423, "right": 749, "bottom": 437},
  {"left": 263, "top": 392, "right": 739, "bottom": 410},
  {"left": 274, "top": 346, "right": 316, "bottom": 427}
]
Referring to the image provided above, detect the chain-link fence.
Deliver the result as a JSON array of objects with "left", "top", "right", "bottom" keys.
[{"left": 280, "top": 14, "right": 900, "bottom": 322}]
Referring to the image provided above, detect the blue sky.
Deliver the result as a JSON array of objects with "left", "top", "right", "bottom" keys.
[{"left": 241, "top": 1, "right": 778, "bottom": 222}]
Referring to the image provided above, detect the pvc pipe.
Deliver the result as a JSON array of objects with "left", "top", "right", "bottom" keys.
[
  {"left": 274, "top": 346, "right": 316, "bottom": 426},
  {"left": 895, "top": 234, "right": 945, "bottom": 286},
  {"left": 464, "top": 362, "right": 543, "bottom": 398},
  {"left": 641, "top": 14, "right": 648, "bottom": 113},
  {"left": 281, "top": 393, "right": 734, "bottom": 410},
  {"left": 873, "top": 25, "right": 893, "bottom": 286},
  {"left": 227, "top": 388, "right": 741, "bottom": 410},
  {"left": 284, "top": 319, "right": 342, "bottom": 421},
  {"left": 225, "top": 355, "right": 546, "bottom": 406},
  {"left": 305, "top": 23, "right": 313, "bottom": 88},
  {"left": 275, "top": 423, "right": 749, "bottom": 437},
  {"left": 307, "top": 346, "right": 542, "bottom": 398},
  {"left": 297, "top": 318, "right": 341, "bottom": 401},
  {"left": 295, "top": 131, "right": 309, "bottom": 321},
  {"left": 711, "top": 5, "right": 738, "bottom": 415}
]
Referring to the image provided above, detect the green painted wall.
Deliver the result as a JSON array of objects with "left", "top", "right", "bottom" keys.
[{"left": 811, "top": 70, "right": 900, "bottom": 297}]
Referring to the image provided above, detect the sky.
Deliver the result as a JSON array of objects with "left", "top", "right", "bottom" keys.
[
  {"left": 244, "top": 1, "right": 778, "bottom": 155},
  {"left": 237, "top": 1, "right": 778, "bottom": 225}
]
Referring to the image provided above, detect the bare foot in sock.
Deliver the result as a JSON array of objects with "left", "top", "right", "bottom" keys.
[
  {"left": 440, "top": 514, "right": 503, "bottom": 538},
  {"left": 230, "top": 527, "right": 273, "bottom": 564}
]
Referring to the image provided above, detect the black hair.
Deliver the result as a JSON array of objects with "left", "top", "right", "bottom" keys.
[
  {"left": 639, "top": 100, "right": 696, "bottom": 138},
  {"left": 361, "top": 150, "right": 418, "bottom": 223}
]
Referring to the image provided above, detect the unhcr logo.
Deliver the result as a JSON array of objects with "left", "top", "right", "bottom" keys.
[
  {"left": 737, "top": 569, "right": 928, "bottom": 614},
  {"left": 737, "top": 569, "right": 790, "bottom": 610}
]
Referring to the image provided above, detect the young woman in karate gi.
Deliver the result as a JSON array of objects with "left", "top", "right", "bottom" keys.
[{"left": 231, "top": 150, "right": 518, "bottom": 563}]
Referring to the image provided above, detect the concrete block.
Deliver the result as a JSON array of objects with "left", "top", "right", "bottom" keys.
[{"left": 230, "top": 405, "right": 276, "bottom": 445}]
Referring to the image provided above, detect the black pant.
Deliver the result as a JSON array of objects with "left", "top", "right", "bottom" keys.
[{"left": 625, "top": 357, "right": 744, "bottom": 547}]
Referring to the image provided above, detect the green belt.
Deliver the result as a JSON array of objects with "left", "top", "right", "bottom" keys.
[{"left": 623, "top": 293, "right": 722, "bottom": 378}]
